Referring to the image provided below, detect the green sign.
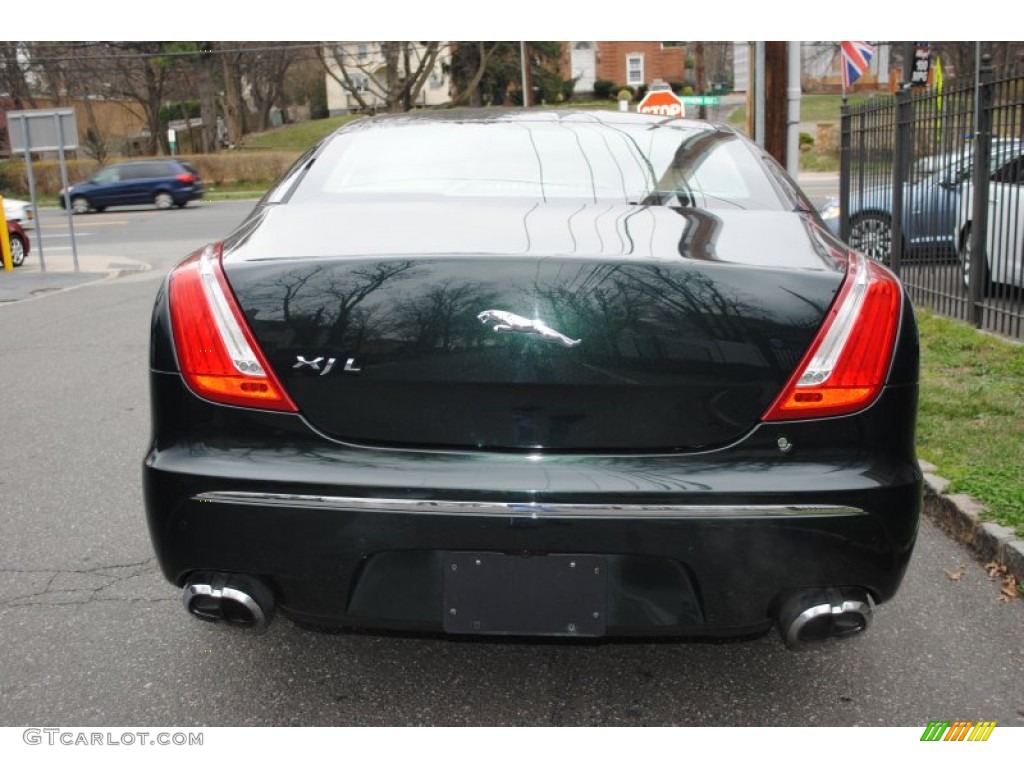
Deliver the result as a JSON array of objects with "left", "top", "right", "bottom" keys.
[{"left": 679, "top": 96, "right": 721, "bottom": 106}]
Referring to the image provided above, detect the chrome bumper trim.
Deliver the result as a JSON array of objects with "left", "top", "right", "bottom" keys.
[{"left": 194, "top": 492, "right": 866, "bottom": 520}]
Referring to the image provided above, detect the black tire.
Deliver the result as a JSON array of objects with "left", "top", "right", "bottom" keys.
[
  {"left": 175, "top": 200, "right": 188, "bottom": 209},
  {"left": 959, "top": 224, "right": 995, "bottom": 297},
  {"left": 154, "top": 192, "right": 174, "bottom": 210},
  {"left": 94, "top": 206, "right": 107, "bottom": 213},
  {"left": 848, "top": 213, "right": 893, "bottom": 265},
  {"left": 8, "top": 232, "right": 26, "bottom": 267}
]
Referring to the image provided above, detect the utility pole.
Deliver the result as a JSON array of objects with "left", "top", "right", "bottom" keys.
[
  {"left": 752, "top": 42, "right": 765, "bottom": 146},
  {"left": 786, "top": 41, "right": 802, "bottom": 177},
  {"left": 520, "top": 42, "right": 532, "bottom": 108},
  {"left": 764, "top": 41, "right": 788, "bottom": 166},
  {"left": 695, "top": 41, "right": 706, "bottom": 119}
]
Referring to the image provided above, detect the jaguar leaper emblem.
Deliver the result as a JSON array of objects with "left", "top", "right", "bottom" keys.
[{"left": 477, "top": 310, "right": 581, "bottom": 348}]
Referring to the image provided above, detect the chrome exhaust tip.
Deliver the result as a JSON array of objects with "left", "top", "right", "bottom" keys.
[
  {"left": 778, "top": 587, "right": 873, "bottom": 649},
  {"left": 182, "top": 572, "right": 274, "bottom": 632}
]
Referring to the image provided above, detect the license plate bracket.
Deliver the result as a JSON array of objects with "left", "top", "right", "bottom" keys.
[{"left": 443, "top": 552, "right": 607, "bottom": 637}]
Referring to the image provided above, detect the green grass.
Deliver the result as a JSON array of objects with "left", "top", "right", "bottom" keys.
[
  {"left": 916, "top": 309, "right": 1024, "bottom": 535},
  {"left": 726, "top": 93, "right": 854, "bottom": 173},
  {"left": 200, "top": 187, "right": 268, "bottom": 200},
  {"left": 729, "top": 93, "right": 855, "bottom": 127},
  {"left": 798, "top": 94, "right": 851, "bottom": 122},
  {"left": 797, "top": 152, "right": 840, "bottom": 172},
  {"left": 239, "top": 114, "right": 365, "bottom": 151}
]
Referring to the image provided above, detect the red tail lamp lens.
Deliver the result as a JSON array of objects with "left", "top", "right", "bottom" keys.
[
  {"left": 763, "top": 251, "right": 902, "bottom": 421},
  {"left": 168, "top": 244, "right": 297, "bottom": 412}
]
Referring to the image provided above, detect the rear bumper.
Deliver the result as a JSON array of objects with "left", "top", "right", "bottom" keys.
[
  {"left": 144, "top": 373, "right": 922, "bottom": 638},
  {"left": 178, "top": 184, "right": 203, "bottom": 201}
]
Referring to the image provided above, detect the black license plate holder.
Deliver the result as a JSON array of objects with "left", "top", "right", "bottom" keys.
[{"left": 443, "top": 552, "right": 607, "bottom": 637}]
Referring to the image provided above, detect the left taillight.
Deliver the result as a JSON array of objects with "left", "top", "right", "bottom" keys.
[
  {"left": 762, "top": 249, "right": 902, "bottom": 421},
  {"left": 168, "top": 244, "right": 297, "bottom": 412}
]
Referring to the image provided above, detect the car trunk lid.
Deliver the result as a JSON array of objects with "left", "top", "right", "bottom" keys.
[{"left": 222, "top": 202, "right": 843, "bottom": 452}]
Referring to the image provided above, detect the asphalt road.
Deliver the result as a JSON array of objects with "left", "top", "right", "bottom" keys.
[{"left": 0, "top": 201, "right": 1022, "bottom": 729}]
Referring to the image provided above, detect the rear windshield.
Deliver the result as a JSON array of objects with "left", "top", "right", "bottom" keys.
[{"left": 288, "top": 116, "right": 792, "bottom": 211}]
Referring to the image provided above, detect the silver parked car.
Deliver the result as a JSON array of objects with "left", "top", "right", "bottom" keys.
[
  {"left": 821, "top": 140, "right": 1021, "bottom": 263},
  {"left": 956, "top": 151, "right": 1024, "bottom": 293}
]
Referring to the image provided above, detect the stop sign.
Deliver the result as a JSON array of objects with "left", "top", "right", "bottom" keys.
[{"left": 636, "top": 90, "right": 685, "bottom": 118}]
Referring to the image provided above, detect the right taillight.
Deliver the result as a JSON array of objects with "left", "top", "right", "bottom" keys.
[
  {"left": 176, "top": 173, "right": 196, "bottom": 184},
  {"left": 763, "top": 250, "right": 902, "bottom": 421},
  {"left": 168, "top": 244, "right": 297, "bottom": 412}
]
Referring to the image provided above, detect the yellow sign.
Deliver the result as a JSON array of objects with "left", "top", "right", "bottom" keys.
[{"left": 0, "top": 194, "right": 13, "bottom": 272}]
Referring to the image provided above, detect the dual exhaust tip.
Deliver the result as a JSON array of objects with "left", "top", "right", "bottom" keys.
[
  {"left": 778, "top": 587, "right": 873, "bottom": 649},
  {"left": 182, "top": 574, "right": 873, "bottom": 648},
  {"left": 182, "top": 572, "right": 275, "bottom": 632}
]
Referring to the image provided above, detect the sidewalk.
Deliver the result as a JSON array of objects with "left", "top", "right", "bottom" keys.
[
  {"left": 0, "top": 245, "right": 149, "bottom": 304},
  {"left": 797, "top": 170, "right": 840, "bottom": 183}
]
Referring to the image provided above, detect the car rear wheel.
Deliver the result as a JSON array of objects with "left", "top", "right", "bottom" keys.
[
  {"left": 959, "top": 224, "right": 995, "bottom": 296},
  {"left": 849, "top": 213, "right": 892, "bottom": 265},
  {"left": 154, "top": 192, "right": 174, "bottom": 210},
  {"left": 8, "top": 232, "right": 26, "bottom": 267},
  {"left": 71, "top": 196, "right": 90, "bottom": 215}
]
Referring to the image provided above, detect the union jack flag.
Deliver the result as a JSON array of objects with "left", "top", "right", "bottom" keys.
[{"left": 841, "top": 41, "right": 875, "bottom": 90}]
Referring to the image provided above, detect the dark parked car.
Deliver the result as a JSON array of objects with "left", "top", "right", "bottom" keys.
[
  {"left": 60, "top": 159, "right": 203, "bottom": 214},
  {"left": 144, "top": 110, "right": 921, "bottom": 649},
  {"left": 4, "top": 219, "right": 29, "bottom": 267}
]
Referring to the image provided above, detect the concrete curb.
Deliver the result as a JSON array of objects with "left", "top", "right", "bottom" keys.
[
  {"left": 920, "top": 460, "right": 1024, "bottom": 586},
  {"left": 0, "top": 255, "right": 151, "bottom": 305}
]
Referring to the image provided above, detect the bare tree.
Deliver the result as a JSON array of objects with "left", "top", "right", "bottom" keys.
[
  {"left": 930, "top": 42, "right": 1024, "bottom": 79},
  {"left": 1, "top": 42, "right": 39, "bottom": 110},
  {"left": 447, "top": 42, "right": 503, "bottom": 107},
  {"left": 219, "top": 45, "right": 246, "bottom": 146},
  {"left": 320, "top": 42, "right": 444, "bottom": 113},
  {"left": 240, "top": 42, "right": 296, "bottom": 131},
  {"left": 19, "top": 42, "right": 114, "bottom": 161},
  {"left": 97, "top": 42, "right": 182, "bottom": 155},
  {"left": 193, "top": 43, "right": 219, "bottom": 153}
]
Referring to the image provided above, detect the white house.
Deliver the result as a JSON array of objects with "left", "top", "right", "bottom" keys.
[{"left": 324, "top": 42, "right": 452, "bottom": 114}]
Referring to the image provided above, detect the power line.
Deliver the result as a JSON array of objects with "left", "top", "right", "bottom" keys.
[{"left": 3, "top": 42, "right": 325, "bottom": 65}]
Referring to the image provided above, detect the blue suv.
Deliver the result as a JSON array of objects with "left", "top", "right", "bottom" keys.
[{"left": 60, "top": 159, "right": 204, "bottom": 213}]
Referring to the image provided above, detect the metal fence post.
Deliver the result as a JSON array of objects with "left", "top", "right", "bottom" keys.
[
  {"left": 890, "top": 87, "right": 914, "bottom": 275},
  {"left": 968, "top": 55, "right": 995, "bottom": 327},
  {"left": 839, "top": 99, "right": 851, "bottom": 244}
]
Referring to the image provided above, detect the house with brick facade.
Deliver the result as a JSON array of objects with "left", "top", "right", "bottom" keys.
[{"left": 565, "top": 42, "right": 688, "bottom": 96}]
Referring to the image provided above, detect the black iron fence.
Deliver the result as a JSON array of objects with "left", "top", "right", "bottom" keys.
[{"left": 838, "top": 57, "right": 1024, "bottom": 339}]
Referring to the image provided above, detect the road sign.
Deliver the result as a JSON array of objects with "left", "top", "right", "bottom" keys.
[
  {"left": 911, "top": 43, "right": 931, "bottom": 88},
  {"left": 679, "top": 95, "right": 721, "bottom": 107},
  {"left": 636, "top": 90, "right": 685, "bottom": 118},
  {"left": 5, "top": 108, "right": 81, "bottom": 272},
  {"left": 6, "top": 108, "right": 78, "bottom": 152}
]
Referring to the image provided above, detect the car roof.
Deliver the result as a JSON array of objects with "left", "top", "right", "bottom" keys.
[
  {"left": 334, "top": 107, "right": 728, "bottom": 134},
  {"left": 112, "top": 159, "right": 181, "bottom": 165}
]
